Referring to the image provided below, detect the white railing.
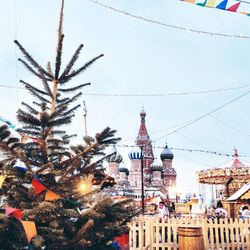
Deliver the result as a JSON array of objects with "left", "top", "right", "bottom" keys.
[{"left": 129, "top": 217, "right": 250, "bottom": 250}]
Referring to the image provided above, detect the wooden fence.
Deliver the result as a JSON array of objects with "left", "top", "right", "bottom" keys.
[{"left": 129, "top": 217, "right": 250, "bottom": 250}]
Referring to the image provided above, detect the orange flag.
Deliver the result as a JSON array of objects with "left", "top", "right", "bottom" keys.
[
  {"left": 45, "top": 190, "right": 60, "bottom": 201},
  {"left": 21, "top": 220, "right": 37, "bottom": 243}
]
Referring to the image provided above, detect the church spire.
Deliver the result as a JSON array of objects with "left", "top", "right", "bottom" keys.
[{"left": 136, "top": 108, "right": 154, "bottom": 169}]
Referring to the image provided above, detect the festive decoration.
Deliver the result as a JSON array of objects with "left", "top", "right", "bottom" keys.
[
  {"left": 0, "top": 1, "right": 138, "bottom": 249},
  {"left": 182, "top": 0, "right": 250, "bottom": 16},
  {"left": 0, "top": 175, "right": 6, "bottom": 188},
  {"left": 44, "top": 190, "right": 60, "bottom": 201},
  {"left": 197, "top": 149, "right": 250, "bottom": 197},
  {"left": 89, "top": 0, "right": 250, "bottom": 39},
  {"left": 32, "top": 177, "right": 47, "bottom": 195},
  {"left": 21, "top": 221, "right": 37, "bottom": 243},
  {"left": 5, "top": 207, "right": 23, "bottom": 220}
]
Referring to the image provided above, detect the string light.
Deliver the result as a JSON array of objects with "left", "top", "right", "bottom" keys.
[
  {"left": 114, "top": 143, "right": 250, "bottom": 158},
  {"left": 88, "top": 0, "right": 250, "bottom": 39}
]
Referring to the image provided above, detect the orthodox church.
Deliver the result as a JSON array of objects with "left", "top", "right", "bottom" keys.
[{"left": 106, "top": 109, "right": 177, "bottom": 199}]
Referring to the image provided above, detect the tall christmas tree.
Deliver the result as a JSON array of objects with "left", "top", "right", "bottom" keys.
[{"left": 0, "top": 1, "right": 138, "bottom": 249}]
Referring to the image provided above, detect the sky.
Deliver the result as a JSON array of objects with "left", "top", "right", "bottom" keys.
[{"left": 1, "top": 0, "right": 250, "bottom": 196}]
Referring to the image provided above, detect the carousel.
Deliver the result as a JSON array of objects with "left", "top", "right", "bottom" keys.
[{"left": 196, "top": 149, "right": 250, "bottom": 217}]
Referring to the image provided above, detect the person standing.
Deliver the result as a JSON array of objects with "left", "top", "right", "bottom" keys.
[{"left": 158, "top": 201, "right": 169, "bottom": 219}]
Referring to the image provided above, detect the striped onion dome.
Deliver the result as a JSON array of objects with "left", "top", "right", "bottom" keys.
[
  {"left": 128, "top": 148, "right": 143, "bottom": 160},
  {"left": 106, "top": 145, "right": 123, "bottom": 163},
  {"left": 160, "top": 144, "right": 174, "bottom": 161},
  {"left": 150, "top": 159, "right": 163, "bottom": 172}
]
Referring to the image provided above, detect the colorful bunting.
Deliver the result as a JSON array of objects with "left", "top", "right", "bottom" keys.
[
  {"left": 4, "top": 207, "right": 37, "bottom": 243},
  {"left": 5, "top": 207, "right": 23, "bottom": 220},
  {"left": 207, "top": 0, "right": 216, "bottom": 7},
  {"left": 227, "top": 1, "right": 240, "bottom": 11},
  {"left": 44, "top": 190, "right": 60, "bottom": 201},
  {"left": 182, "top": 0, "right": 250, "bottom": 16},
  {"left": 216, "top": 0, "right": 228, "bottom": 10},
  {"left": 0, "top": 175, "right": 6, "bottom": 188},
  {"left": 21, "top": 220, "right": 37, "bottom": 243},
  {"left": 32, "top": 177, "right": 47, "bottom": 195}
]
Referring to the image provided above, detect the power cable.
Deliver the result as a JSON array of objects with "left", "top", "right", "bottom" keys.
[
  {"left": 1, "top": 83, "right": 249, "bottom": 96},
  {"left": 88, "top": 0, "right": 250, "bottom": 39},
  {"left": 154, "top": 89, "right": 250, "bottom": 140},
  {"left": 114, "top": 143, "right": 250, "bottom": 158},
  {"left": 209, "top": 114, "right": 250, "bottom": 138}
]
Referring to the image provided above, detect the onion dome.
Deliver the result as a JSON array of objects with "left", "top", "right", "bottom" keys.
[
  {"left": 118, "top": 167, "right": 129, "bottom": 175},
  {"left": 128, "top": 148, "right": 143, "bottom": 160},
  {"left": 106, "top": 145, "right": 123, "bottom": 163},
  {"left": 150, "top": 159, "right": 163, "bottom": 172},
  {"left": 163, "top": 168, "right": 177, "bottom": 175},
  {"left": 140, "top": 107, "right": 146, "bottom": 117},
  {"left": 160, "top": 144, "right": 174, "bottom": 161}
]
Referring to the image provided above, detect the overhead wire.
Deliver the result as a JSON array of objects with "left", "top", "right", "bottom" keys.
[
  {"left": 209, "top": 114, "right": 250, "bottom": 138},
  {"left": 114, "top": 143, "right": 250, "bottom": 158},
  {"left": 154, "top": 89, "right": 250, "bottom": 140},
  {"left": 0, "top": 83, "right": 249, "bottom": 96},
  {"left": 87, "top": 0, "right": 250, "bottom": 39}
]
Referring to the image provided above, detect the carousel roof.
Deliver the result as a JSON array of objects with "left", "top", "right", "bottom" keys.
[
  {"left": 227, "top": 183, "right": 250, "bottom": 201},
  {"left": 197, "top": 149, "right": 250, "bottom": 185}
]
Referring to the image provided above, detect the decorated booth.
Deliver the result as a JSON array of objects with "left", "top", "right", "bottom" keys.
[{"left": 197, "top": 149, "right": 250, "bottom": 199}]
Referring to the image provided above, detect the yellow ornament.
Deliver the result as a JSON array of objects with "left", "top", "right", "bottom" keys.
[{"left": 0, "top": 175, "right": 6, "bottom": 188}]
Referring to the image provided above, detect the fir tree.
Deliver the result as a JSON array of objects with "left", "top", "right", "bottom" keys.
[{"left": 0, "top": 1, "right": 138, "bottom": 249}]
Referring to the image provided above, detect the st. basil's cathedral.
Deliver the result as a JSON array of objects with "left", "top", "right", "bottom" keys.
[{"left": 106, "top": 109, "right": 177, "bottom": 199}]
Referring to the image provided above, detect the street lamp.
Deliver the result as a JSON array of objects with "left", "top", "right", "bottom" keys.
[{"left": 140, "top": 145, "right": 145, "bottom": 214}]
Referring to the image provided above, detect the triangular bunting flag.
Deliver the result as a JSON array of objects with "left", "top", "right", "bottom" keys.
[
  {"left": 21, "top": 220, "right": 37, "bottom": 243},
  {"left": 217, "top": 0, "right": 228, "bottom": 10},
  {"left": 206, "top": 0, "right": 216, "bottom": 7},
  {"left": 45, "top": 190, "right": 60, "bottom": 201},
  {"left": 5, "top": 207, "right": 23, "bottom": 220},
  {"left": 0, "top": 175, "right": 6, "bottom": 188},
  {"left": 227, "top": 1, "right": 240, "bottom": 12},
  {"left": 197, "top": 0, "right": 207, "bottom": 7},
  {"left": 32, "top": 177, "right": 47, "bottom": 195}
]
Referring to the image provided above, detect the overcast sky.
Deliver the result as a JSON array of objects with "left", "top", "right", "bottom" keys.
[{"left": 1, "top": 0, "right": 250, "bottom": 195}]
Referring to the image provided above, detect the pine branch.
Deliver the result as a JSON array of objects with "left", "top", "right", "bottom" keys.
[
  {"left": 24, "top": 85, "right": 50, "bottom": 103},
  {"left": 18, "top": 58, "right": 50, "bottom": 81},
  {"left": 39, "top": 72, "right": 53, "bottom": 98},
  {"left": 21, "top": 102, "right": 39, "bottom": 115},
  {"left": 58, "top": 83, "right": 90, "bottom": 93},
  {"left": 14, "top": 40, "right": 53, "bottom": 79},
  {"left": 47, "top": 61, "right": 54, "bottom": 78},
  {"left": 47, "top": 115, "right": 74, "bottom": 128},
  {"left": 95, "top": 127, "right": 121, "bottom": 145},
  {"left": 55, "top": 34, "right": 64, "bottom": 79},
  {"left": 17, "top": 109, "right": 41, "bottom": 126},
  {"left": 63, "top": 54, "right": 104, "bottom": 82},
  {"left": 57, "top": 92, "right": 82, "bottom": 108},
  {"left": 21, "top": 80, "right": 49, "bottom": 97},
  {"left": 62, "top": 104, "right": 81, "bottom": 117},
  {"left": 59, "top": 44, "right": 84, "bottom": 80}
]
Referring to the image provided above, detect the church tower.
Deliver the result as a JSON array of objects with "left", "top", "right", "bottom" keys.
[
  {"left": 135, "top": 108, "right": 154, "bottom": 173},
  {"left": 160, "top": 144, "right": 177, "bottom": 192}
]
